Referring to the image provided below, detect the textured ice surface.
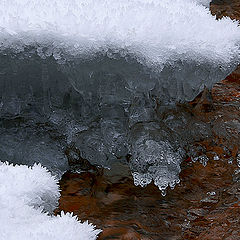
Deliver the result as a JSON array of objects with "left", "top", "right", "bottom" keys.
[
  {"left": 0, "top": 127, "right": 68, "bottom": 179},
  {"left": 0, "top": 0, "right": 239, "bottom": 103},
  {"left": 0, "top": 0, "right": 240, "bottom": 192},
  {"left": 0, "top": 162, "right": 101, "bottom": 240},
  {"left": 195, "top": 0, "right": 211, "bottom": 6},
  {"left": 0, "top": 0, "right": 239, "bottom": 87},
  {"left": 129, "top": 122, "right": 184, "bottom": 194}
]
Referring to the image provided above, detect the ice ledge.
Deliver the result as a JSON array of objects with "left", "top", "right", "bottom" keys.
[{"left": 0, "top": 0, "right": 239, "bottom": 68}]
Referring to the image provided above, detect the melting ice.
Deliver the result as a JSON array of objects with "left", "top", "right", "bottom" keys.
[{"left": 0, "top": 0, "right": 239, "bottom": 194}]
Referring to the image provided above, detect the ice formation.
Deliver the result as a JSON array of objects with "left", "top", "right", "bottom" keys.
[
  {"left": 0, "top": 0, "right": 239, "bottom": 192},
  {"left": 0, "top": 161, "right": 101, "bottom": 240},
  {"left": 194, "top": 0, "right": 211, "bottom": 7}
]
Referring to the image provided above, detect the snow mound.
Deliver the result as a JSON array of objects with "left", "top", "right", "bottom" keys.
[
  {"left": 0, "top": 0, "right": 239, "bottom": 68},
  {"left": 0, "top": 162, "right": 101, "bottom": 240}
]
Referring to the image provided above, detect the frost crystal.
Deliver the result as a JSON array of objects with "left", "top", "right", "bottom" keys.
[{"left": 0, "top": 162, "right": 101, "bottom": 240}]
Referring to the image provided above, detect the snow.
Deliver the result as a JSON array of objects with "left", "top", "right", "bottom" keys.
[
  {"left": 0, "top": 162, "right": 101, "bottom": 240},
  {"left": 193, "top": 0, "right": 211, "bottom": 7},
  {"left": 0, "top": 0, "right": 239, "bottom": 68}
]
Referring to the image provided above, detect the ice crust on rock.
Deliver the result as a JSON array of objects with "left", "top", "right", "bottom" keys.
[
  {"left": 193, "top": 0, "right": 211, "bottom": 7},
  {"left": 0, "top": 161, "right": 101, "bottom": 240},
  {"left": 0, "top": 0, "right": 238, "bottom": 64},
  {"left": 0, "top": 0, "right": 239, "bottom": 104},
  {"left": 0, "top": 0, "right": 239, "bottom": 95},
  {"left": 0, "top": 127, "right": 68, "bottom": 179},
  {"left": 129, "top": 121, "right": 185, "bottom": 194},
  {"left": 0, "top": 0, "right": 240, "bottom": 193}
]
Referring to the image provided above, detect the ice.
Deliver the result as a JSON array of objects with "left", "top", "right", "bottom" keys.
[
  {"left": 0, "top": 0, "right": 239, "bottom": 192},
  {"left": 0, "top": 0, "right": 239, "bottom": 104},
  {"left": 0, "top": 161, "right": 101, "bottom": 240},
  {"left": 0, "top": 0, "right": 239, "bottom": 80},
  {"left": 129, "top": 122, "right": 184, "bottom": 194},
  {"left": 0, "top": 125, "right": 68, "bottom": 179},
  {"left": 194, "top": 0, "right": 211, "bottom": 7}
]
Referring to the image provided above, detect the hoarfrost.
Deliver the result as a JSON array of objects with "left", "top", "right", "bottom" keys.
[
  {"left": 0, "top": 162, "right": 101, "bottom": 240},
  {"left": 0, "top": 0, "right": 239, "bottom": 77}
]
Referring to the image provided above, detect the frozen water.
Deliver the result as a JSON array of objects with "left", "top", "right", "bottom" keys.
[
  {"left": 0, "top": 161, "right": 101, "bottom": 240},
  {"left": 0, "top": 122, "right": 68, "bottom": 179},
  {"left": 194, "top": 0, "right": 211, "bottom": 7},
  {"left": 1, "top": 0, "right": 238, "bottom": 66},
  {"left": 129, "top": 121, "right": 185, "bottom": 194},
  {"left": 0, "top": 0, "right": 239, "bottom": 192},
  {"left": 0, "top": 131, "right": 68, "bottom": 178},
  {"left": 0, "top": 0, "right": 239, "bottom": 101},
  {"left": 0, "top": 162, "right": 60, "bottom": 213}
]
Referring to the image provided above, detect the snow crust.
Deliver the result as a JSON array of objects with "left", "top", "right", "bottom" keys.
[
  {"left": 0, "top": 162, "right": 101, "bottom": 240},
  {"left": 193, "top": 0, "right": 211, "bottom": 7},
  {"left": 0, "top": 0, "right": 239, "bottom": 68}
]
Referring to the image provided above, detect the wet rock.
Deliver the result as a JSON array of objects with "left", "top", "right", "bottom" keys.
[{"left": 65, "top": 146, "right": 98, "bottom": 172}]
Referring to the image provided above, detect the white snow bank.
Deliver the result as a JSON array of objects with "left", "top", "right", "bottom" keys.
[
  {"left": 0, "top": 0, "right": 239, "bottom": 69},
  {"left": 0, "top": 162, "right": 101, "bottom": 240}
]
